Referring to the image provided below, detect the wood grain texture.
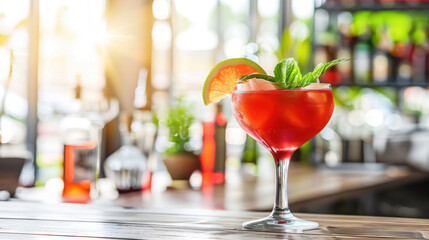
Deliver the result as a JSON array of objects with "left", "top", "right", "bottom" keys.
[{"left": 0, "top": 201, "right": 428, "bottom": 239}]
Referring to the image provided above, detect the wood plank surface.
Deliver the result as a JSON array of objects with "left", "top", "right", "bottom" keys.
[{"left": 0, "top": 201, "right": 428, "bottom": 239}]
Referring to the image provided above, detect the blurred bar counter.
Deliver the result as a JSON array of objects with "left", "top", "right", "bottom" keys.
[
  {"left": 111, "top": 162, "right": 428, "bottom": 212},
  {"left": 14, "top": 162, "right": 428, "bottom": 212}
]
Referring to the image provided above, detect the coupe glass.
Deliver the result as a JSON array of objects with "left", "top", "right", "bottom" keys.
[{"left": 231, "top": 82, "right": 334, "bottom": 232}]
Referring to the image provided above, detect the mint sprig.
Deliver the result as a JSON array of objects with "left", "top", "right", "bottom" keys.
[
  {"left": 238, "top": 74, "right": 276, "bottom": 83},
  {"left": 238, "top": 58, "right": 351, "bottom": 89}
]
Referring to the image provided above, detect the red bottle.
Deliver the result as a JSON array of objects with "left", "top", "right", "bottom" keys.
[{"left": 200, "top": 103, "right": 227, "bottom": 185}]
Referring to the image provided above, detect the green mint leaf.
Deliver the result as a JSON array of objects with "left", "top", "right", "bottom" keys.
[
  {"left": 274, "top": 58, "right": 302, "bottom": 89},
  {"left": 303, "top": 58, "right": 352, "bottom": 85},
  {"left": 273, "top": 59, "right": 287, "bottom": 81},
  {"left": 235, "top": 58, "right": 351, "bottom": 90},
  {"left": 302, "top": 72, "right": 317, "bottom": 86},
  {"left": 238, "top": 73, "right": 277, "bottom": 83},
  {"left": 237, "top": 73, "right": 286, "bottom": 89}
]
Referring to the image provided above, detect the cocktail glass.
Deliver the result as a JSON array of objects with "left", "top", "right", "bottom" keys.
[{"left": 231, "top": 81, "right": 334, "bottom": 232}]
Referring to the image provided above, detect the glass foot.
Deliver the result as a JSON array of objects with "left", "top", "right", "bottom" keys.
[{"left": 243, "top": 212, "right": 318, "bottom": 233}]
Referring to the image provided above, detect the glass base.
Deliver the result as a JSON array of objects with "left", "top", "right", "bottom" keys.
[{"left": 243, "top": 211, "right": 318, "bottom": 233}]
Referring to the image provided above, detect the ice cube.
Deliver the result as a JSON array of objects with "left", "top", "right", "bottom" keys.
[
  {"left": 304, "top": 81, "right": 330, "bottom": 104},
  {"left": 302, "top": 82, "right": 330, "bottom": 89}
]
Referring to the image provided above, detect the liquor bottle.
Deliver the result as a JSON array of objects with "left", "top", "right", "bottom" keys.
[
  {"left": 379, "top": 0, "right": 396, "bottom": 7},
  {"left": 411, "top": 25, "right": 426, "bottom": 83},
  {"left": 340, "top": 0, "right": 357, "bottom": 8},
  {"left": 133, "top": 110, "right": 156, "bottom": 192},
  {"left": 314, "top": 24, "right": 341, "bottom": 85},
  {"left": 353, "top": 28, "right": 372, "bottom": 85},
  {"left": 241, "top": 134, "right": 259, "bottom": 176},
  {"left": 213, "top": 103, "right": 227, "bottom": 181},
  {"left": 200, "top": 115, "right": 215, "bottom": 184},
  {"left": 425, "top": 27, "right": 429, "bottom": 83},
  {"left": 391, "top": 41, "right": 411, "bottom": 84},
  {"left": 388, "top": 12, "right": 413, "bottom": 84},
  {"left": 337, "top": 14, "right": 354, "bottom": 84},
  {"left": 132, "top": 68, "right": 157, "bottom": 191},
  {"left": 399, "top": 43, "right": 413, "bottom": 84},
  {"left": 134, "top": 68, "right": 149, "bottom": 110},
  {"left": 372, "top": 26, "right": 391, "bottom": 84},
  {"left": 200, "top": 102, "right": 227, "bottom": 185},
  {"left": 61, "top": 79, "right": 98, "bottom": 203},
  {"left": 323, "top": 45, "right": 342, "bottom": 85},
  {"left": 360, "top": 0, "right": 374, "bottom": 7}
]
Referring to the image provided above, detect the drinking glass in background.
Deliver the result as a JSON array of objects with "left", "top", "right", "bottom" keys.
[
  {"left": 61, "top": 97, "right": 119, "bottom": 203},
  {"left": 104, "top": 113, "right": 148, "bottom": 193}
]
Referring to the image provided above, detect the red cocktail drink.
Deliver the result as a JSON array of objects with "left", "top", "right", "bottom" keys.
[
  {"left": 231, "top": 81, "right": 334, "bottom": 232},
  {"left": 202, "top": 55, "right": 347, "bottom": 232},
  {"left": 232, "top": 88, "right": 334, "bottom": 162}
]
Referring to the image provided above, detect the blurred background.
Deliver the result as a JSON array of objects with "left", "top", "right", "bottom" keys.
[{"left": 1, "top": 0, "right": 429, "bottom": 218}]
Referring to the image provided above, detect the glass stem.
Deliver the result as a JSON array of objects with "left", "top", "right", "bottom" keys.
[
  {"left": 92, "top": 122, "right": 104, "bottom": 198},
  {"left": 272, "top": 159, "right": 291, "bottom": 217},
  {"left": 95, "top": 123, "right": 104, "bottom": 182}
]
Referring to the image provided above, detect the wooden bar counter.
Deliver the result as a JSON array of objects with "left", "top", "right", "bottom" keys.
[
  {"left": 111, "top": 162, "right": 428, "bottom": 211},
  {"left": 0, "top": 201, "right": 428, "bottom": 239}
]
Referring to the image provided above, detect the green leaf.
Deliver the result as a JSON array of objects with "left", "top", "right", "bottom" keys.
[
  {"left": 235, "top": 57, "right": 351, "bottom": 90},
  {"left": 237, "top": 73, "right": 289, "bottom": 89},
  {"left": 302, "top": 72, "right": 317, "bottom": 85},
  {"left": 274, "top": 58, "right": 302, "bottom": 89},
  {"left": 303, "top": 58, "right": 352, "bottom": 84},
  {"left": 273, "top": 59, "right": 287, "bottom": 81},
  {"left": 238, "top": 73, "right": 276, "bottom": 83}
]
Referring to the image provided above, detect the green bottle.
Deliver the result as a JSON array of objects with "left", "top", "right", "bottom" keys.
[{"left": 241, "top": 134, "right": 259, "bottom": 176}]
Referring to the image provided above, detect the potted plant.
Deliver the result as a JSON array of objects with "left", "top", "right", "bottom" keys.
[
  {"left": 162, "top": 98, "right": 199, "bottom": 181},
  {"left": 0, "top": 18, "right": 29, "bottom": 197}
]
